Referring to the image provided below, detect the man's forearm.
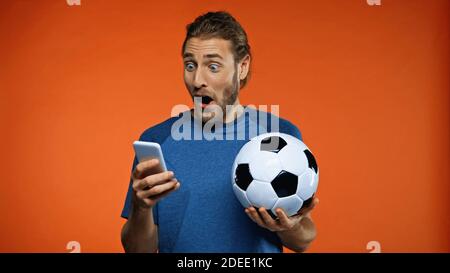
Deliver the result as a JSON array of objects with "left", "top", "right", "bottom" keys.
[
  {"left": 276, "top": 216, "right": 316, "bottom": 253},
  {"left": 121, "top": 206, "right": 158, "bottom": 253}
]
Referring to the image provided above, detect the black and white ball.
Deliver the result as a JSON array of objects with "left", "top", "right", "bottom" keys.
[{"left": 231, "top": 132, "right": 319, "bottom": 218}]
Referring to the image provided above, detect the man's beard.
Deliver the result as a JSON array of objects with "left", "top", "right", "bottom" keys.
[{"left": 221, "top": 69, "right": 239, "bottom": 115}]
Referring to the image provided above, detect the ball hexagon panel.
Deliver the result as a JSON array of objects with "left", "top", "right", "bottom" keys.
[
  {"left": 234, "top": 140, "right": 260, "bottom": 165},
  {"left": 271, "top": 195, "right": 303, "bottom": 217},
  {"left": 277, "top": 142, "right": 309, "bottom": 176},
  {"left": 248, "top": 150, "right": 283, "bottom": 183},
  {"left": 246, "top": 180, "right": 278, "bottom": 209},
  {"left": 232, "top": 184, "right": 251, "bottom": 208},
  {"left": 296, "top": 169, "right": 318, "bottom": 201}
]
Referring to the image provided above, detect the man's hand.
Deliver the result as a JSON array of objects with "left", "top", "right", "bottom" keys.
[
  {"left": 245, "top": 197, "right": 318, "bottom": 231},
  {"left": 122, "top": 159, "right": 180, "bottom": 253},
  {"left": 245, "top": 197, "right": 319, "bottom": 252},
  {"left": 131, "top": 159, "right": 180, "bottom": 209}
]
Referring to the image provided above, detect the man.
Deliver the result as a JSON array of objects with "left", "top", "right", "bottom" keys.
[{"left": 121, "top": 11, "right": 318, "bottom": 253}]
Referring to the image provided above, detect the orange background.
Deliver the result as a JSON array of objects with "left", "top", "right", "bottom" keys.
[{"left": 0, "top": 0, "right": 448, "bottom": 253}]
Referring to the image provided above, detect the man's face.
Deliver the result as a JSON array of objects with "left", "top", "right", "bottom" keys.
[{"left": 183, "top": 37, "right": 240, "bottom": 123}]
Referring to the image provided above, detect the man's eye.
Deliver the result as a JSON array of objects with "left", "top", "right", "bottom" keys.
[
  {"left": 185, "top": 63, "right": 195, "bottom": 71},
  {"left": 209, "top": 64, "right": 220, "bottom": 72}
]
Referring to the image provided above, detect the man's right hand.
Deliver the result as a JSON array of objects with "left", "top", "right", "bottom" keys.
[{"left": 131, "top": 159, "right": 180, "bottom": 209}]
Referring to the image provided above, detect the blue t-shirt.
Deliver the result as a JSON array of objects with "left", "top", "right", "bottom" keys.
[{"left": 121, "top": 108, "right": 302, "bottom": 253}]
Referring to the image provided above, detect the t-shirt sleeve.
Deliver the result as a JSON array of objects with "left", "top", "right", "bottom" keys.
[
  {"left": 120, "top": 153, "right": 159, "bottom": 225},
  {"left": 120, "top": 156, "right": 138, "bottom": 219},
  {"left": 279, "top": 119, "right": 303, "bottom": 141}
]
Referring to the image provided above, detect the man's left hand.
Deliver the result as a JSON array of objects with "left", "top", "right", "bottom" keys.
[{"left": 245, "top": 197, "right": 319, "bottom": 232}]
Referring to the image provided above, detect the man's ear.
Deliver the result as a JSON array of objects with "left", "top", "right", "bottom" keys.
[{"left": 238, "top": 54, "right": 251, "bottom": 81}]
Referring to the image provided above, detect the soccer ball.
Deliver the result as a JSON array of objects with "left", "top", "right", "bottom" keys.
[{"left": 231, "top": 132, "right": 319, "bottom": 218}]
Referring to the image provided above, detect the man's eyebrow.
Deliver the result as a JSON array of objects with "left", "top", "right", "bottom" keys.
[
  {"left": 183, "top": 52, "right": 194, "bottom": 59},
  {"left": 182, "top": 53, "right": 224, "bottom": 60},
  {"left": 204, "top": 53, "right": 223, "bottom": 60}
]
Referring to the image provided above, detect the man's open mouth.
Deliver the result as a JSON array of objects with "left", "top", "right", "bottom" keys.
[{"left": 200, "top": 95, "right": 214, "bottom": 108}]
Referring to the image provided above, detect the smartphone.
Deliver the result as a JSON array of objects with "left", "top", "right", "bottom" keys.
[{"left": 133, "top": 141, "right": 168, "bottom": 172}]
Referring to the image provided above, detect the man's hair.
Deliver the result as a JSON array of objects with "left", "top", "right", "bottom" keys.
[{"left": 182, "top": 11, "right": 252, "bottom": 89}]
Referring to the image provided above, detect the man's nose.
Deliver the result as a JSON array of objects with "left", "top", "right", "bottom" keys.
[{"left": 193, "top": 69, "right": 207, "bottom": 89}]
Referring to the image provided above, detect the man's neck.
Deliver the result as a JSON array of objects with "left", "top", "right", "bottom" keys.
[{"left": 224, "top": 99, "right": 244, "bottom": 124}]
